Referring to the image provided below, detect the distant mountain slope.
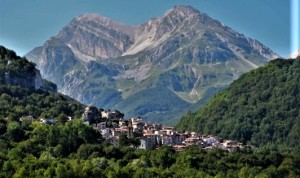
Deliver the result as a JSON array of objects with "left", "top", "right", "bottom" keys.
[
  {"left": 26, "top": 5, "right": 279, "bottom": 124},
  {"left": 0, "top": 46, "right": 84, "bottom": 121},
  {"left": 177, "top": 57, "right": 300, "bottom": 155}
]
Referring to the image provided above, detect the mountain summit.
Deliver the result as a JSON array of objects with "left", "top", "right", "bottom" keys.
[
  {"left": 57, "top": 13, "right": 135, "bottom": 60},
  {"left": 26, "top": 5, "right": 279, "bottom": 124}
]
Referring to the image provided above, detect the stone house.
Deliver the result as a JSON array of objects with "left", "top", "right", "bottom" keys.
[
  {"left": 174, "top": 133, "right": 188, "bottom": 145},
  {"left": 143, "top": 133, "right": 158, "bottom": 146},
  {"left": 139, "top": 137, "right": 154, "bottom": 150},
  {"left": 101, "top": 128, "right": 111, "bottom": 140},
  {"left": 183, "top": 137, "right": 201, "bottom": 146},
  {"left": 161, "top": 135, "right": 174, "bottom": 146}
]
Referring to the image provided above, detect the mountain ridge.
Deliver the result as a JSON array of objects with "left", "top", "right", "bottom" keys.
[{"left": 26, "top": 5, "right": 279, "bottom": 124}]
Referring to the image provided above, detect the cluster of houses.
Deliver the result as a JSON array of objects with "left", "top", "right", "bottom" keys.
[
  {"left": 17, "top": 106, "right": 246, "bottom": 152},
  {"left": 82, "top": 107, "right": 246, "bottom": 152}
]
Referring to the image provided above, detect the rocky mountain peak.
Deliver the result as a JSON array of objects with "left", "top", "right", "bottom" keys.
[
  {"left": 159, "top": 5, "right": 200, "bottom": 26},
  {"left": 123, "top": 6, "right": 206, "bottom": 56},
  {"left": 73, "top": 13, "right": 134, "bottom": 35},
  {"left": 75, "top": 13, "right": 111, "bottom": 24},
  {"left": 26, "top": 6, "right": 280, "bottom": 124},
  {"left": 56, "top": 13, "right": 135, "bottom": 60},
  {"left": 165, "top": 5, "right": 201, "bottom": 17}
]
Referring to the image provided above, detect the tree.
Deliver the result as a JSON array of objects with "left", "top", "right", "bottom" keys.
[
  {"left": 77, "top": 144, "right": 103, "bottom": 159},
  {"left": 56, "top": 113, "right": 69, "bottom": 123},
  {"left": 0, "top": 119, "right": 6, "bottom": 135},
  {"left": 118, "top": 133, "right": 129, "bottom": 147},
  {"left": 150, "top": 146, "right": 175, "bottom": 168},
  {"left": 6, "top": 121, "right": 24, "bottom": 142}
]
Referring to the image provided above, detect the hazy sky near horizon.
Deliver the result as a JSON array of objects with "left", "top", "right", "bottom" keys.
[{"left": 0, "top": 0, "right": 298, "bottom": 57}]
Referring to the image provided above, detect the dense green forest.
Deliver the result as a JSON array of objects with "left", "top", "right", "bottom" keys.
[
  {"left": 0, "top": 120, "right": 299, "bottom": 177},
  {"left": 177, "top": 57, "right": 300, "bottom": 157},
  {"left": 0, "top": 85, "right": 84, "bottom": 121}
]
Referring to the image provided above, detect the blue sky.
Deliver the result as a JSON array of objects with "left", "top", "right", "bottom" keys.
[{"left": 0, "top": 0, "right": 298, "bottom": 57}]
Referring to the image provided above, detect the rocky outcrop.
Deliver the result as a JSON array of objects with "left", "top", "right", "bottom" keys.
[
  {"left": 3, "top": 66, "right": 47, "bottom": 90},
  {"left": 0, "top": 45, "right": 56, "bottom": 91},
  {"left": 82, "top": 106, "right": 101, "bottom": 124},
  {"left": 34, "top": 69, "right": 43, "bottom": 89}
]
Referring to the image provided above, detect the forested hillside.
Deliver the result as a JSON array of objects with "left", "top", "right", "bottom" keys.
[
  {"left": 0, "top": 46, "right": 84, "bottom": 121},
  {"left": 0, "top": 47, "right": 299, "bottom": 177},
  {"left": 177, "top": 57, "right": 300, "bottom": 156},
  {"left": 0, "top": 85, "right": 84, "bottom": 121},
  {"left": 1, "top": 120, "right": 300, "bottom": 177}
]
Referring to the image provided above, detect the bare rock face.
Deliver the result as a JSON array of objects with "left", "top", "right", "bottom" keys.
[
  {"left": 34, "top": 69, "right": 43, "bottom": 90},
  {"left": 57, "top": 14, "right": 135, "bottom": 60},
  {"left": 4, "top": 73, "right": 35, "bottom": 89},
  {"left": 26, "top": 5, "right": 279, "bottom": 124},
  {"left": 82, "top": 106, "right": 101, "bottom": 124},
  {"left": 3, "top": 64, "right": 50, "bottom": 90}
]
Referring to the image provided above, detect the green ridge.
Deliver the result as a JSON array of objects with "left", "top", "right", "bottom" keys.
[{"left": 177, "top": 57, "right": 300, "bottom": 156}]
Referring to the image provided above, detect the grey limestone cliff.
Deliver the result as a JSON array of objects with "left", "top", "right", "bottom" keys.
[{"left": 4, "top": 69, "right": 42, "bottom": 90}]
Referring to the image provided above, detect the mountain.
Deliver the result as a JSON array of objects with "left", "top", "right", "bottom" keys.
[
  {"left": 0, "top": 46, "right": 84, "bottom": 121},
  {"left": 177, "top": 57, "right": 300, "bottom": 155},
  {"left": 26, "top": 5, "right": 279, "bottom": 124}
]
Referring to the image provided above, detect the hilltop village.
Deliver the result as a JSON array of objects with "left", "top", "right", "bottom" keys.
[
  {"left": 82, "top": 106, "right": 247, "bottom": 152},
  {"left": 18, "top": 106, "right": 247, "bottom": 152}
]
